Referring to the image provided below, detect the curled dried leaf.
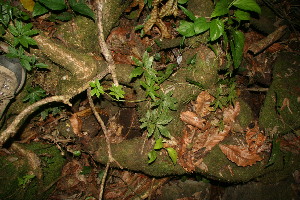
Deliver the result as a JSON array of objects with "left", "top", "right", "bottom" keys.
[
  {"left": 193, "top": 91, "right": 215, "bottom": 117},
  {"left": 69, "top": 114, "right": 83, "bottom": 137},
  {"left": 223, "top": 102, "right": 240, "bottom": 125},
  {"left": 159, "top": 0, "right": 178, "bottom": 18},
  {"left": 180, "top": 111, "right": 206, "bottom": 129},
  {"left": 202, "top": 125, "right": 231, "bottom": 152},
  {"left": 219, "top": 144, "right": 263, "bottom": 167}
]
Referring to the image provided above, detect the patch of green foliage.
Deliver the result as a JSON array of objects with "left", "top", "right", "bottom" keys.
[
  {"left": 0, "top": 1, "right": 47, "bottom": 71},
  {"left": 18, "top": 174, "right": 35, "bottom": 188},
  {"left": 89, "top": 80, "right": 125, "bottom": 101},
  {"left": 130, "top": 51, "right": 178, "bottom": 164},
  {"left": 178, "top": 0, "right": 260, "bottom": 71},
  {"left": 23, "top": 86, "right": 63, "bottom": 120},
  {"left": 33, "top": 0, "right": 95, "bottom": 20},
  {"left": 178, "top": 0, "right": 260, "bottom": 108}
]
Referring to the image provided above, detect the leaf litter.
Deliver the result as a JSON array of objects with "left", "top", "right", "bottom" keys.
[{"left": 176, "top": 91, "right": 271, "bottom": 171}]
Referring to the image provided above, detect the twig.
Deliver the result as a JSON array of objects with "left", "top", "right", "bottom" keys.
[
  {"left": 87, "top": 87, "right": 122, "bottom": 200},
  {"left": 96, "top": 0, "right": 119, "bottom": 86},
  {"left": 0, "top": 95, "right": 72, "bottom": 147},
  {"left": 98, "top": 162, "right": 110, "bottom": 200}
]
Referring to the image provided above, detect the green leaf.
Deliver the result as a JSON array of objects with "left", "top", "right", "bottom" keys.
[
  {"left": 130, "top": 67, "right": 144, "bottom": 79},
  {"left": 154, "top": 138, "right": 164, "bottom": 150},
  {"left": 90, "top": 80, "right": 104, "bottom": 98},
  {"left": 35, "top": 63, "right": 48, "bottom": 68},
  {"left": 20, "top": 36, "right": 37, "bottom": 47},
  {"left": 194, "top": 17, "right": 209, "bottom": 34},
  {"left": 53, "top": 12, "right": 73, "bottom": 21},
  {"left": 166, "top": 147, "right": 177, "bottom": 164},
  {"left": 23, "top": 86, "right": 47, "bottom": 104},
  {"left": 147, "top": 123, "right": 156, "bottom": 137},
  {"left": 8, "top": 25, "right": 18, "bottom": 36},
  {"left": 209, "top": 18, "right": 224, "bottom": 41},
  {"left": 132, "top": 56, "right": 143, "bottom": 67},
  {"left": 39, "top": 0, "right": 66, "bottom": 11},
  {"left": 177, "top": 20, "right": 195, "bottom": 37},
  {"left": 178, "top": 5, "right": 196, "bottom": 21},
  {"left": 157, "top": 125, "right": 171, "bottom": 138},
  {"left": 32, "top": 2, "right": 49, "bottom": 17},
  {"left": 148, "top": 150, "right": 157, "bottom": 164},
  {"left": 211, "top": 0, "right": 230, "bottom": 18},
  {"left": 234, "top": 9, "right": 250, "bottom": 21},
  {"left": 109, "top": 84, "right": 125, "bottom": 100},
  {"left": 231, "top": 30, "right": 245, "bottom": 68},
  {"left": 134, "top": 24, "right": 144, "bottom": 31},
  {"left": 157, "top": 114, "right": 173, "bottom": 125},
  {"left": 69, "top": 0, "right": 95, "bottom": 20},
  {"left": 73, "top": 150, "right": 81, "bottom": 157},
  {"left": 178, "top": 0, "right": 189, "bottom": 4},
  {"left": 232, "top": 0, "right": 261, "bottom": 14},
  {"left": 20, "top": 58, "right": 32, "bottom": 71},
  {"left": 80, "top": 166, "right": 92, "bottom": 175}
]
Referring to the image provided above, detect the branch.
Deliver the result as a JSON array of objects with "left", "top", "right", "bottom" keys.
[
  {"left": 96, "top": 0, "right": 119, "bottom": 86},
  {"left": 87, "top": 87, "right": 122, "bottom": 200},
  {"left": 0, "top": 95, "right": 72, "bottom": 147}
]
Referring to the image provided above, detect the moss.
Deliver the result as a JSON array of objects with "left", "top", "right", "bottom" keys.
[
  {"left": 236, "top": 99, "right": 254, "bottom": 129},
  {"left": 259, "top": 52, "right": 300, "bottom": 135},
  {"left": 0, "top": 142, "right": 65, "bottom": 200}
]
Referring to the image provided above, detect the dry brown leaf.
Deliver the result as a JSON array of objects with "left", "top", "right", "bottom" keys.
[
  {"left": 69, "top": 113, "right": 83, "bottom": 137},
  {"left": 159, "top": 0, "right": 178, "bottom": 18},
  {"left": 219, "top": 144, "right": 263, "bottom": 167},
  {"left": 193, "top": 91, "right": 215, "bottom": 117},
  {"left": 177, "top": 127, "right": 198, "bottom": 172},
  {"left": 202, "top": 125, "right": 231, "bottom": 152},
  {"left": 180, "top": 111, "right": 206, "bottom": 129},
  {"left": 125, "top": 0, "right": 145, "bottom": 17},
  {"left": 245, "top": 122, "right": 267, "bottom": 153},
  {"left": 223, "top": 102, "right": 240, "bottom": 125},
  {"left": 143, "top": 4, "right": 158, "bottom": 34}
]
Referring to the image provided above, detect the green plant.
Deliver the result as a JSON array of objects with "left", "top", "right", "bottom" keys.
[
  {"left": 18, "top": 174, "right": 35, "bottom": 188},
  {"left": 23, "top": 86, "right": 63, "bottom": 119},
  {"left": 23, "top": 86, "right": 47, "bottom": 104},
  {"left": 33, "top": 0, "right": 95, "bottom": 20},
  {"left": 130, "top": 51, "right": 178, "bottom": 164},
  {"left": 177, "top": 0, "right": 261, "bottom": 70},
  {"left": 211, "top": 80, "right": 237, "bottom": 110},
  {"left": 89, "top": 80, "right": 125, "bottom": 100},
  {"left": 0, "top": 1, "right": 48, "bottom": 71}
]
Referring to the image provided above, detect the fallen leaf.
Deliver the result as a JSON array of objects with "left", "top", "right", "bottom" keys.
[
  {"left": 223, "top": 102, "right": 240, "bottom": 125},
  {"left": 20, "top": 0, "right": 35, "bottom": 12},
  {"left": 193, "top": 91, "right": 215, "bottom": 117},
  {"left": 202, "top": 125, "right": 231, "bottom": 152},
  {"left": 180, "top": 111, "right": 206, "bottom": 129},
  {"left": 219, "top": 144, "right": 263, "bottom": 167},
  {"left": 69, "top": 114, "right": 83, "bottom": 137}
]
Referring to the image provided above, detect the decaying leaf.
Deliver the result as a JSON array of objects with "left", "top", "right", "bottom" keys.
[
  {"left": 178, "top": 91, "right": 242, "bottom": 172},
  {"left": 180, "top": 111, "right": 206, "bottom": 129},
  {"left": 125, "top": 0, "right": 145, "bottom": 17},
  {"left": 223, "top": 102, "right": 240, "bottom": 125},
  {"left": 143, "top": 0, "right": 178, "bottom": 38},
  {"left": 69, "top": 113, "right": 83, "bottom": 137},
  {"left": 219, "top": 144, "right": 263, "bottom": 167},
  {"left": 201, "top": 125, "right": 231, "bottom": 152},
  {"left": 104, "top": 170, "right": 168, "bottom": 199},
  {"left": 218, "top": 122, "right": 270, "bottom": 167},
  {"left": 193, "top": 91, "right": 215, "bottom": 117},
  {"left": 245, "top": 122, "right": 267, "bottom": 153}
]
